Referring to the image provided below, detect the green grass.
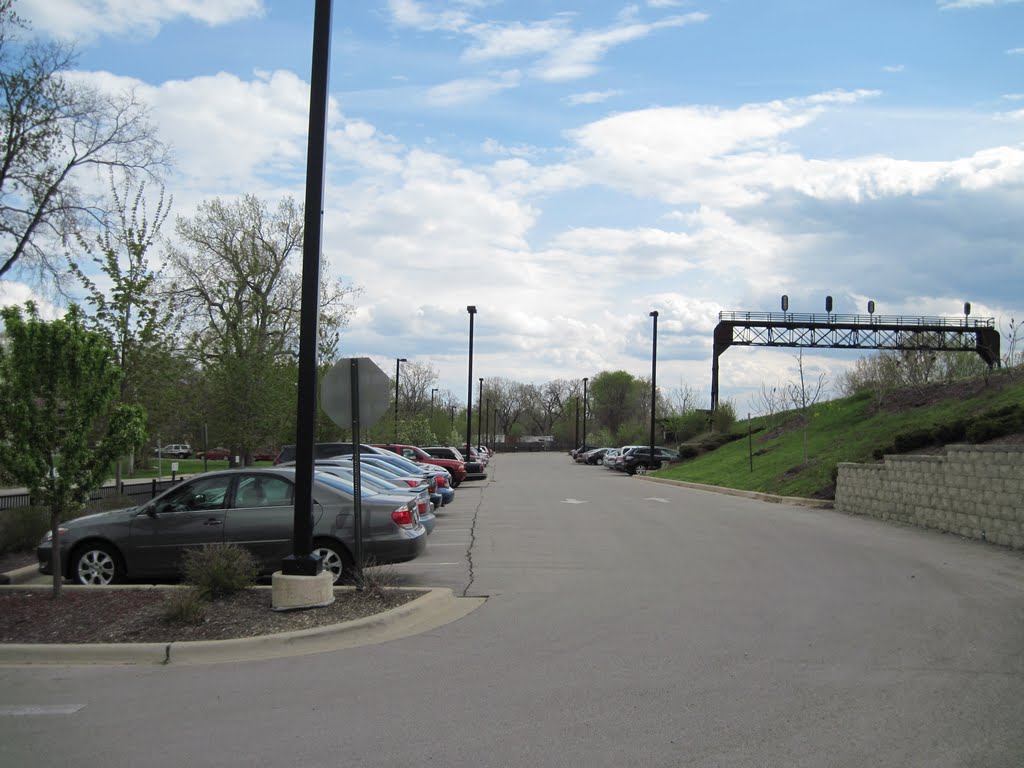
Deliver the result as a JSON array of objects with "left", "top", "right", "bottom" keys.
[{"left": 653, "top": 371, "right": 1024, "bottom": 499}]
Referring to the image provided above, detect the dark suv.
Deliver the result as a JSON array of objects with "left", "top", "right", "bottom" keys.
[
  {"left": 620, "top": 447, "right": 678, "bottom": 475},
  {"left": 274, "top": 443, "right": 381, "bottom": 465}
]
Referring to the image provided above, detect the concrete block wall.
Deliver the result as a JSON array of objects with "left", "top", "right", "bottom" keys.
[{"left": 834, "top": 445, "right": 1024, "bottom": 549}]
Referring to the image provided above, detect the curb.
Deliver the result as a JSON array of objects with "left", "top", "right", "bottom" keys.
[
  {"left": 0, "top": 563, "right": 39, "bottom": 585},
  {"left": 639, "top": 475, "right": 834, "bottom": 509},
  {"left": 0, "top": 586, "right": 486, "bottom": 666}
]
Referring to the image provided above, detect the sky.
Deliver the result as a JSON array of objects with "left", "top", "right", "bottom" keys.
[{"left": 4, "top": 0, "right": 1024, "bottom": 410}]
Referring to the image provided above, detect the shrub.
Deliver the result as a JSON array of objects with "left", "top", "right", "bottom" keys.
[
  {"left": 712, "top": 400, "right": 737, "bottom": 434},
  {"left": 676, "top": 445, "right": 700, "bottom": 460},
  {"left": 352, "top": 559, "right": 398, "bottom": 598},
  {"left": 893, "top": 428, "right": 935, "bottom": 453},
  {"left": 0, "top": 505, "right": 49, "bottom": 553},
  {"left": 182, "top": 543, "right": 258, "bottom": 600},
  {"left": 966, "top": 417, "right": 1009, "bottom": 444},
  {"left": 933, "top": 419, "right": 968, "bottom": 444},
  {"left": 162, "top": 588, "right": 208, "bottom": 624}
]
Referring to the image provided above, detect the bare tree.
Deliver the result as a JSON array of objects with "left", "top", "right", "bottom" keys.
[
  {"left": 785, "top": 349, "right": 828, "bottom": 463},
  {"left": 0, "top": 1, "right": 169, "bottom": 283},
  {"left": 397, "top": 361, "right": 439, "bottom": 416},
  {"left": 748, "top": 381, "right": 785, "bottom": 431}
]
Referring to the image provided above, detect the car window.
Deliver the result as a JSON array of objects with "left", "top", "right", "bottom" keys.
[
  {"left": 154, "top": 476, "right": 231, "bottom": 514},
  {"left": 234, "top": 475, "right": 294, "bottom": 508}
]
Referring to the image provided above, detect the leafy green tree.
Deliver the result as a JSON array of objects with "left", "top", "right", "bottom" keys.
[
  {"left": 69, "top": 175, "right": 172, "bottom": 475},
  {"left": 589, "top": 370, "right": 641, "bottom": 441},
  {"left": 0, "top": 303, "right": 146, "bottom": 595},
  {"left": 165, "top": 195, "right": 359, "bottom": 463}
]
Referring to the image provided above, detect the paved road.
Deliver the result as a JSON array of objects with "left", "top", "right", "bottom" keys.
[{"left": 3, "top": 453, "right": 1023, "bottom": 767}]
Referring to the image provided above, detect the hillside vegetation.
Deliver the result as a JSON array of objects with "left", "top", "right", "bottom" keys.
[{"left": 654, "top": 371, "right": 1024, "bottom": 500}]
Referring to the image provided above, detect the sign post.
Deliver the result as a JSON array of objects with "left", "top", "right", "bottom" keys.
[{"left": 321, "top": 357, "right": 392, "bottom": 583}]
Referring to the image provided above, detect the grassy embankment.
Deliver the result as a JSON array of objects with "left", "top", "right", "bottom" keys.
[{"left": 653, "top": 372, "right": 1024, "bottom": 500}]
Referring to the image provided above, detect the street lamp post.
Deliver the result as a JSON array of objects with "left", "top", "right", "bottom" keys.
[
  {"left": 394, "top": 357, "right": 407, "bottom": 441},
  {"left": 574, "top": 397, "right": 579, "bottom": 451},
  {"left": 649, "top": 311, "right": 658, "bottom": 471},
  {"left": 477, "top": 377, "right": 483, "bottom": 453},
  {"left": 430, "top": 388, "right": 438, "bottom": 417},
  {"left": 465, "top": 306, "right": 477, "bottom": 461},
  {"left": 582, "top": 377, "right": 589, "bottom": 451},
  {"left": 485, "top": 397, "right": 491, "bottom": 449}
]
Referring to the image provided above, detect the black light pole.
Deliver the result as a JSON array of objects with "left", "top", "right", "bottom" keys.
[
  {"left": 465, "top": 306, "right": 477, "bottom": 461},
  {"left": 284, "top": 0, "right": 332, "bottom": 578},
  {"left": 582, "top": 377, "right": 589, "bottom": 451},
  {"left": 649, "top": 311, "right": 659, "bottom": 470},
  {"left": 485, "top": 397, "right": 491, "bottom": 449},
  {"left": 477, "top": 377, "right": 483, "bottom": 452},
  {"left": 430, "top": 388, "right": 438, "bottom": 417},
  {"left": 574, "top": 397, "right": 580, "bottom": 451},
  {"left": 394, "top": 357, "right": 407, "bottom": 441}
]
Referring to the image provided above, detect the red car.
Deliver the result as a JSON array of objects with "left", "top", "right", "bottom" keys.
[
  {"left": 370, "top": 443, "right": 467, "bottom": 487},
  {"left": 197, "top": 447, "right": 230, "bottom": 460},
  {"left": 253, "top": 448, "right": 278, "bottom": 462}
]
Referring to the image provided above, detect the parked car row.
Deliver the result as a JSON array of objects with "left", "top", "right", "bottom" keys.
[
  {"left": 37, "top": 442, "right": 487, "bottom": 587},
  {"left": 572, "top": 445, "right": 680, "bottom": 475}
]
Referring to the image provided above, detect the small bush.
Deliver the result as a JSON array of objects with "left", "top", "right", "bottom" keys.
[
  {"left": 966, "top": 417, "right": 1009, "bottom": 444},
  {"left": 0, "top": 506, "right": 49, "bottom": 553},
  {"left": 162, "top": 588, "right": 208, "bottom": 624},
  {"left": 353, "top": 559, "right": 398, "bottom": 598},
  {"left": 676, "top": 445, "right": 700, "bottom": 460},
  {"left": 182, "top": 543, "right": 258, "bottom": 600},
  {"left": 933, "top": 419, "right": 968, "bottom": 444},
  {"left": 893, "top": 428, "right": 935, "bottom": 453}
]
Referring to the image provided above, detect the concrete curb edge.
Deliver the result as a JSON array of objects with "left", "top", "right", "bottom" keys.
[
  {"left": 0, "top": 586, "right": 486, "bottom": 666},
  {"left": 639, "top": 475, "right": 834, "bottom": 509}
]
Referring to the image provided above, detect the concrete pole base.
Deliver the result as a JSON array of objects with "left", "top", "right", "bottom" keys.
[{"left": 271, "top": 570, "right": 335, "bottom": 611}]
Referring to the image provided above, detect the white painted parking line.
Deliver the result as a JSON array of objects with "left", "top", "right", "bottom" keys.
[
  {"left": 0, "top": 704, "right": 85, "bottom": 716},
  {"left": 427, "top": 542, "right": 468, "bottom": 546},
  {"left": 561, "top": 498, "right": 587, "bottom": 504},
  {"left": 645, "top": 498, "right": 670, "bottom": 503},
  {"left": 407, "top": 562, "right": 462, "bottom": 566}
]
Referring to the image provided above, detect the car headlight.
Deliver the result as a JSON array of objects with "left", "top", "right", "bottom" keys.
[{"left": 40, "top": 527, "right": 68, "bottom": 543}]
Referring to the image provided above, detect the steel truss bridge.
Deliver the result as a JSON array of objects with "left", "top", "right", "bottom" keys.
[{"left": 711, "top": 311, "right": 1001, "bottom": 410}]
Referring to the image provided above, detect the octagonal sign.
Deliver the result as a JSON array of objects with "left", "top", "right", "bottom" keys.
[{"left": 321, "top": 357, "right": 392, "bottom": 429}]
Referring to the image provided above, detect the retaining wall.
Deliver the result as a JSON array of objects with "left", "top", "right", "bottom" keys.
[{"left": 834, "top": 444, "right": 1024, "bottom": 549}]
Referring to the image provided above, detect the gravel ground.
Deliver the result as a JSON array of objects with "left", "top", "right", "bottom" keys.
[{"left": 0, "top": 587, "right": 421, "bottom": 644}]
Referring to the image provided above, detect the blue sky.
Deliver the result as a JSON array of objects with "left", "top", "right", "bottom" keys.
[{"left": 5, "top": 0, "right": 1024, "bottom": 408}]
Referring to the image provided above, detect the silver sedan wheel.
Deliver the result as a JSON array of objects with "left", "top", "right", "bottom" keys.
[
  {"left": 75, "top": 547, "right": 118, "bottom": 585},
  {"left": 313, "top": 544, "right": 346, "bottom": 584},
  {"left": 635, "top": 464, "right": 648, "bottom": 475}
]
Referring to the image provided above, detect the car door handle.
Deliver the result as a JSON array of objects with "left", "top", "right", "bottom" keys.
[{"left": 203, "top": 519, "right": 223, "bottom": 526}]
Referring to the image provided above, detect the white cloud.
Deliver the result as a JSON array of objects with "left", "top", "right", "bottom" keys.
[
  {"left": 463, "top": 20, "right": 572, "bottom": 61},
  {"left": 387, "top": 0, "right": 471, "bottom": 32},
  {"left": 1007, "top": 47, "right": 1024, "bottom": 55},
  {"left": 535, "top": 13, "right": 708, "bottom": 81},
  {"left": 882, "top": 64, "right": 906, "bottom": 72},
  {"left": 425, "top": 71, "right": 522, "bottom": 106},
  {"left": 0, "top": 282, "right": 64, "bottom": 320},
  {"left": 1003, "top": 93, "right": 1024, "bottom": 100},
  {"left": 566, "top": 89, "right": 624, "bottom": 106},
  {"left": 566, "top": 90, "right": 1024, "bottom": 207},
  {"left": 939, "top": 0, "right": 1023, "bottom": 7},
  {"left": 20, "top": 0, "right": 264, "bottom": 41}
]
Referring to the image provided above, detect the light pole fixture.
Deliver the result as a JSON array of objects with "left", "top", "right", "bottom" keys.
[
  {"left": 485, "top": 397, "right": 491, "bottom": 449},
  {"left": 430, "top": 388, "right": 439, "bottom": 416},
  {"left": 574, "top": 396, "right": 579, "bottom": 451},
  {"left": 394, "top": 357, "right": 408, "bottom": 441},
  {"left": 465, "top": 306, "right": 477, "bottom": 462},
  {"left": 649, "top": 311, "right": 658, "bottom": 471},
  {"left": 582, "top": 377, "right": 589, "bottom": 451},
  {"left": 477, "top": 377, "right": 483, "bottom": 453}
]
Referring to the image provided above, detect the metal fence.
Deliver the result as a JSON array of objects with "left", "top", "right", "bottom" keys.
[{"left": 0, "top": 478, "right": 183, "bottom": 513}]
